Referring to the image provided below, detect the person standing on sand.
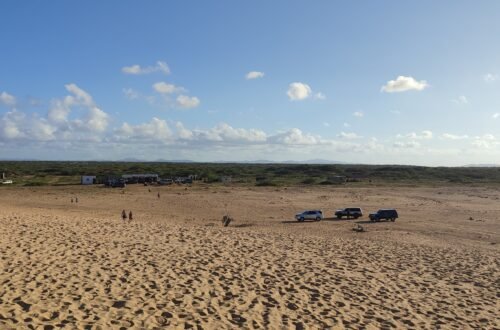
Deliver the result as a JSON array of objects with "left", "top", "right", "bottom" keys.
[
  {"left": 128, "top": 211, "right": 133, "bottom": 221},
  {"left": 121, "top": 209, "right": 127, "bottom": 221},
  {"left": 157, "top": 192, "right": 160, "bottom": 199},
  {"left": 75, "top": 197, "right": 78, "bottom": 203}
]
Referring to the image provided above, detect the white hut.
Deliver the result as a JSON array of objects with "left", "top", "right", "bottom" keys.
[{"left": 81, "top": 175, "right": 96, "bottom": 185}]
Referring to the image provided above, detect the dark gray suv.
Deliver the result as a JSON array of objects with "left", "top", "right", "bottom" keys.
[
  {"left": 369, "top": 209, "right": 398, "bottom": 222},
  {"left": 334, "top": 207, "right": 363, "bottom": 219}
]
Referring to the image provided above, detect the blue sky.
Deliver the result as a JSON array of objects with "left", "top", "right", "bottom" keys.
[{"left": 1, "top": 1, "right": 499, "bottom": 165}]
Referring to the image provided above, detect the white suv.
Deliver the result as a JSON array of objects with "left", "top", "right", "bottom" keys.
[{"left": 295, "top": 210, "right": 323, "bottom": 222}]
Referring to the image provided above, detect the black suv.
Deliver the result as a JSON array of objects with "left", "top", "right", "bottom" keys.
[
  {"left": 369, "top": 209, "right": 398, "bottom": 222},
  {"left": 334, "top": 207, "right": 363, "bottom": 219}
]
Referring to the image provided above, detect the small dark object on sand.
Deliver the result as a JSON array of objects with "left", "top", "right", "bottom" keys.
[
  {"left": 129, "top": 211, "right": 133, "bottom": 221},
  {"left": 222, "top": 215, "right": 233, "bottom": 227},
  {"left": 352, "top": 224, "right": 365, "bottom": 232},
  {"left": 122, "top": 210, "right": 127, "bottom": 221}
]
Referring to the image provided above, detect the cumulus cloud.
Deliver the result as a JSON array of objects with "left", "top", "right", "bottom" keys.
[
  {"left": 353, "top": 111, "right": 364, "bottom": 118},
  {"left": 270, "top": 128, "right": 319, "bottom": 145},
  {"left": 492, "top": 113, "right": 499, "bottom": 119},
  {"left": 153, "top": 82, "right": 184, "bottom": 94},
  {"left": 175, "top": 122, "right": 194, "bottom": 140},
  {"left": 0, "top": 91, "right": 16, "bottom": 107},
  {"left": 441, "top": 133, "right": 468, "bottom": 140},
  {"left": 123, "top": 88, "right": 139, "bottom": 100},
  {"left": 399, "top": 130, "right": 433, "bottom": 140},
  {"left": 176, "top": 95, "right": 200, "bottom": 109},
  {"left": 314, "top": 92, "right": 326, "bottom": 100},
  {"left": 451, "top": 95, "right": 468, "bottom": 104},
  {"left": 122, "top": 61, "right": 170, "bottom": 75},
  {"left": 393, "top": 141, "right": 421, "bottom": 149},
  {"left": 245, "top": 71, "right": 264, "bottom": 80},
  {"left": 85, "top": 107, "right": 109, "bottom": 132},
  {"left": 381, "top": 76, "right": 429, "bottom": 93},
  {"left": 188, "top": 123, "right": 267, "bottom": 143},
  {"left": 0, "top": 110, "right": 26, "bottom": 140},
  {"left": 114, "top": 118, "right": 173, "bottom": 143},
  {"left": 483, "top": 73, "right": 498, "bottom": 82},
  {"left": 56, "top": 84, "right": 109, "bottom": 132},
  {"left": 472, "top": 134, "right": 498, "bottom": 149},
  {"left": 338, "top": 132, "right": 362, "bottom": 139},
  {"left": 287, "top": 82, "right": 312, "bottom": 101}
]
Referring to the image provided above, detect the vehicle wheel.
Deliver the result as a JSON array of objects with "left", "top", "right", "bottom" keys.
[
  {"left": 299, "top": 217, "right": 304, "bottom": 222},
  {"left": 316, "top": 217, "right": 321, "bottom": 221},
  {"left": 354, "top": 215, "right": 359, "bottom": 219},
  {"left": 337, "top": 215, "right": 342, "bottom": 219},
  {"left": 391, "top": 218, "right": 396, "bottom": 222}
]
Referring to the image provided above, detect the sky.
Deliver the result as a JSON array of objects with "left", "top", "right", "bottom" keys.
[{"left": 1, "top": 1, "right": 499, "bottom": 166}]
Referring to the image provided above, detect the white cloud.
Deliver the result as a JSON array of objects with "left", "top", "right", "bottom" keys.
[
  {"left": 85, "top": 107, "right": 109, "bottom": 132},
  {"left": 114, "top": 118, "right": 173, "bottom": 142},
  {"left": 65, "top": 83, "right": 94, "bottom": 106},
  {"left": 0, "top": 91, "right": 16, "bottom": 107},
  {"left": 245, "top": 71, "right": 264, "bottom": 80},
  {"left": 123, "top": 88, "right": 139, "bottom": 100},
  {"left": 492, "top": 113, "right": 499, "bottom": 119},
  {"left": 472, "top": 134, "right": 498, "bottom": 149},
  {"left": 314, "top": 92, "right": 326, "bottom": 100},
  {"left": 399, "top": 130, "right": 433, "bottom": 140},
  {"left": 287, "top": 82, "right": 312, "bottom": 101},
  {"left": 122, "top": 61, "right": 170, "bottom": 75},
  {"left": 381, "top": 76, "right": 429, "bottom": 93},
  {"left": 270, "top": 128, "right": 319, "bottom": 145},
  {"left": 353, "top": 111, "right": 364, "bottom": 118},
  {"left": 175, "top": 122, "right": 194, "bottom": 140},
  {"left": 441, "top": 133, "right": 468, "bottom": 140},
  {"left": 451, "top": 95, "right": 468, "bottom": 104},
  {"left": 483, "top": 73, "right": 498, "bottom": 82},
  {"left": 153, "top": 82, "right": 183, "bottom": 94},
  {"left": 338, "top": 132, "right": 362, "bottom": 139},
  {"left": 393, "top": 141, "right": 421, "bottom": 149},
  {"left": 176, "top": 95, "right": 200, "bottom": 109},
  {"left": 0, "top": 110, "right": 26, "bottom": 140},
  {"left": 30, "top": 118, "right": 56, "bottom": 141},
  {"left": 56, "top": 84, "right": 109, "bottom": 132}
]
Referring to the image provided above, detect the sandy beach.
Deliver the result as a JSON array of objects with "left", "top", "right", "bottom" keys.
[{"left": 0, "top": 184, "right": 498, "bottom": 329}]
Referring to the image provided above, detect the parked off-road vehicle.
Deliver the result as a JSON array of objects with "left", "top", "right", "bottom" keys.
[
  {"left": 369, "top": 209, "right": 398, "bottom": 222},
  {"left": 335, "top": 207, "right": 363, "bottom": 219},
  {"left": 295, "top": 210, "right": 323, "bottom": 222}
]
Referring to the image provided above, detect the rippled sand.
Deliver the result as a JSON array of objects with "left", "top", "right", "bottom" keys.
[{"left": 0, "top": 184, "right": 498, "bottom": 329}]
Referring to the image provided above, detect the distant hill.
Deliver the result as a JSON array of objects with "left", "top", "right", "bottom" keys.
[{"left": 463, "top": 164, "right": 500, "bottom": 167}]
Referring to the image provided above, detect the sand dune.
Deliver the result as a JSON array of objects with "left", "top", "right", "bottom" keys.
[{"left": 0, "top": 185, "right": 498, "bottom": 329}]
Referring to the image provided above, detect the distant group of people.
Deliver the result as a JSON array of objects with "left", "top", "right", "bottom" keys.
[
  {"left": 71, "top": 197, "right": 79, "bottom": 203},
  {"left": 121, "top": 209, "right": 133, "bottom": 221}
]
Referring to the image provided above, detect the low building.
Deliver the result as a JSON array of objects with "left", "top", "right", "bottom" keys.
[
  {"left": 81, "top": 175, "right": 96, "bottom": 185},
  {"left": 122, "top": 174, "right": 159, "bottom": 183}
]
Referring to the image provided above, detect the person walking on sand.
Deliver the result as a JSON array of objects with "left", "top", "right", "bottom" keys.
[
  {"left": 71, "top": 198, "right": 74, "bottom": 203},
  {"left": 75, "top": 197, "right": 78, "bottom": 203},
  {"left": 157, "top": 192, "right": 160, "bottom": 199},
  {"left": 128, "top": 211, "right": 133, "bottom": 221},
  {"left": 121, "top": 209, "right": 127, "bottom": 221}
]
